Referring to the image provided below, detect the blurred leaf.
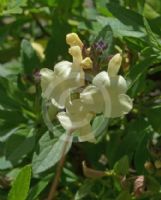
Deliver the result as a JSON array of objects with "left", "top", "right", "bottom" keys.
[
  {"left": 143, "top": 17, "right": 161, "bottom": 53},
  {"left": 8, "top": 165, "right": 31, "bottom": 200},
  {"left": 0, "top": 156, "right": 12, "bottom": 170},
  {"left": 128, "top": 56, "right": 156, "bottom": 97},
  {"left": 5, "top": 128, "right": 35, "bottom": 165},
  {"left": 134, "top": 129, "right": 151, "bottom": 173},
  {"left": 146, "top": 176, "right": 161, "bottom": 193},
  {"left": 114, "top": 155, "right": 129, "bottom": 176},
  {"left": 27, "top": 175, "right": 52, "bottom": 200},
  {"left": 75, "top": 180, "right": 94, "bottom": 200},
  {"left": 116, "top": 191, "right": 132, "bottom": 200},
  {"left": 146, "top": 106, "right": 161, "bottom": 132},
  {"left": 32, "top": 132, "right": 72, "bottom": 174},
  {"left": 21, "top": 40, "right": 41, "bottom": 74},
  {"left": 1, "top": 0, "right": 27, "bottom": 15},
  {"left": 97, "top": 16, "right": 145, "bottom": 38},
  {"left": 144, "top": 0, "right": 161, "bottom": 19},
  {"left": 107, "top": 2, "right": 143, "bottom": 29},
  {"left": 0, "top": 60, "right": 22, "bottom": 78}
]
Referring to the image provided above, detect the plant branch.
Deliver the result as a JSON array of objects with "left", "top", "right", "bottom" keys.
[{"left": 47, "top": 130, "right": 72, "bottom": 200}]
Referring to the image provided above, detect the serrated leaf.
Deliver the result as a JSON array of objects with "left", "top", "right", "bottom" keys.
[
  {"left": 32, "top": 132, "right": 72, "bottom": 174},
  {"left": 8, "top": 165, "right": 31, "bottom": 200}
]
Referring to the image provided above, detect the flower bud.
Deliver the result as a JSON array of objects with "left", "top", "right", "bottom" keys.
[
  {"left": 108, "top": 53, "right": 122, "bottom": 76},
  {"left": 66, "top": 33, "right": 83, "bottom": 48},
  {"left": 81, "top": 57, "right": 93, "bottom": 69},
  {"left": 68, "top": 46, "right": 82, "bottom": 57}
]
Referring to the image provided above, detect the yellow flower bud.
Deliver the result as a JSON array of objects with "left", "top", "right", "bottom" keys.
[
  {"left": 81, "top": 57, "right": 93, "bottom": 69},
  {"left": 68, "top": 46, "right": 82, "bottom": 58},
  {"left": 108, "top": 53, "right": 122, "bottom": 76},
  {"left": 66, "top": 33, "right": 83, "bottom": 48}
]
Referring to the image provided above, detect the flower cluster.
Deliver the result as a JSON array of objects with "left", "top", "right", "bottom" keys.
[{"left": 40, "top": 33, "right": 133, "bottom": 142}]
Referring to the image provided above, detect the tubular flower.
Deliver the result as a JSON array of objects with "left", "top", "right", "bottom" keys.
[
  {"left": 40, "top": 33, "right": 93, "bottom": 108},
  {"left": 40, "top": 48, "right": 84, "bottom": 108},
  {"left": 40, "top": 33, "right": 133, "bottom": 143},
  {"left": 81, "top": 53, "right": 133, "bottom": 118},
  {"left": 57, "top": 99, "right": 96, "bottom": 143}
]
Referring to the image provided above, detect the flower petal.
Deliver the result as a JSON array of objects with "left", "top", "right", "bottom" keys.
[
  {"left": 47, "top": 60, "right": 85, "bottom": 108},
  {"left": 40, "top": 68, "right": 55, "bottom": 97},
  {"left": 78, "top": 125, "right": 96, "bottom": 143},
  {"left": 93, "top": 71, "right": 110, "bottom": 88},
  {"left": 104, "top": 93, "right": 133, "bottom": 118},
  {"left": 80, "top": 85, "right": 105, "bottom": 113},
  {"left": 108, "top": 75, "right": 128, "bottom": 94},
  {"left": 57, "top": 112, "right": 73, "bottom": 130}
]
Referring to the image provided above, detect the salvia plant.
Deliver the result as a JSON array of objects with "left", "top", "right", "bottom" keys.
[{"left": 0, "top": 1, "right": 161, "bottom": 200}]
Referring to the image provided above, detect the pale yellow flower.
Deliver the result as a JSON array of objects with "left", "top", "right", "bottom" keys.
[
  {"left": 40, "top": 46, "right": 85, "bottom": 108},
  {"left": 81, "top": 53, "right": 133, "bottom": 118},
  {"left": 57, "top": 99, "right": 96, "bottom": 143}
]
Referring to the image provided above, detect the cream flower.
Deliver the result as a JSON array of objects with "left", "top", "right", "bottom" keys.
[
  {"left": 81, "top": 53, "right": 133, "bottom": 118},
  {"left": 40, "top": 45, "right": 85, "bottom": 108},
  {"left": 57, "top": 99, "right": 96, "bottom": 143}
]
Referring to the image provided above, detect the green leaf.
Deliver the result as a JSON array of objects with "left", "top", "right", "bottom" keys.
[
  {"left": 116, "top": 191, "right": 132, "bottom": 200},
  {"left": 32, "top": 132, "right": 72, "bottom": 174},
  {"left": 8, "top": 165, "right": 31, "bottom": 200},
  {"left": 143, "top": 17, "right": 161, "bottom": 53},
  {"left": 75, "top": 180, "right": 94, "bottom": 200},
  {"left": 134, "top": 130, "right": 151, "bottom": 173},
  {"left": 1, "top": 0, "right": 27, "bottom": 15},
  {"left": 146, "top": 106, "right": 161, "bottom": 132},
  {"left": 5, "top": 128, "right": 35, "bottom": 165},
  {"left": 144, "top": 0, "right": 161, "bottom": 19},
  {"left": 146, "top": 176, "right": 161, "bottom": 193},
  {"left": 0, "top": 156, "right": 12, "bottom": 170},
  {"left": 97, "top": 16, "right": 145, "bottom": 38},
  {"left": 128, "top": 56, "right": 156, "bottom": 97},
  {"left": 114, "top": 156, "right": 129, "bottom": 176},
  {"left": 21, "top": 40, "right": 41, "bottom": 74},
  {"left": 107, "top": 2, "right": 143, "bottom": 29},
  {"left": 92, "top": 115, "right": 108, "bottom": 139},
  {"left": 27, "top": 175, "right": 52, "bottom": 200}
]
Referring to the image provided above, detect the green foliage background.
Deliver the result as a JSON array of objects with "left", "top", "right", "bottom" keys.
[{"left": 0, "top": 0, "right": 161, "bottom": 199}]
